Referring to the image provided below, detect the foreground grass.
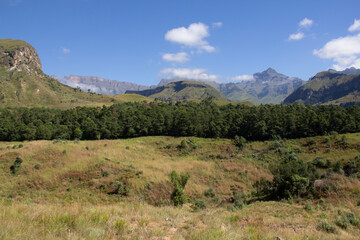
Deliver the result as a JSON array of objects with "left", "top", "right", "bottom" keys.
[{"left": 0, "top": 134, "right": 359, "bottom": 239}]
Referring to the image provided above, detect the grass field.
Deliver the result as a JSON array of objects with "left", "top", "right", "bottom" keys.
[{"left": 0, "top": 134, "right": 359, "bottom": 239}]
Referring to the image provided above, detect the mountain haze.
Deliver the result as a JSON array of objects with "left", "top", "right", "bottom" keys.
[{"left": 53, "top": 75, "right": 151, "bottom": 95}]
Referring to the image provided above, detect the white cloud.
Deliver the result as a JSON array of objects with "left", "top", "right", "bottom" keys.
[
  {"left": 299, "top": 18, "right": 313, "bottom": 28},
  {"left": 231, "top": 75, "right": 254, "bottom": 82},
  {"left": 160, "top": 68, "right": 219, "bottom": 81},
  {"left": 288, "top": 32, "right": 304, "bottom": 41},
  {"left": 349, "top": 19, "right": 360, "bottom": 32},
  {"left": 162, "top": 52, "right": 189, "bottom": 63},
  {"left": 212, "top": 22, "right": 223, "bottom": 28},
  {"left": 62, "top": 47, "right": 71, "bottom": 54},
  {"left": 313, "top": 33, "right": 360, "bottom": 70},
  {"left": 165, "top": 22, "right": 215, "bottom": 52}
]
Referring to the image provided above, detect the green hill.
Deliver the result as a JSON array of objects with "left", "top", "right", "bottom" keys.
[
  {"left": 0, "top": 39, "right": 150, "bottom": 108},
  {"left": 126, "top": 80, "right": 228, "bottom": 101},
  {"left": 283, "top": 71, "right": 360, "bottom": 106}
]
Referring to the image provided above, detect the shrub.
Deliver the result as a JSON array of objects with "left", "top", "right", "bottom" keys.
[
  {"left": 254, "top": 153, "right": 318, "bottom": 200},
  {"left": 304, "top": 201, "right": 313, "bottom": 212},
  {"left": 233, "top": 191, "right": 246, "bottom": 209},
  {"left": 10, "top": 157, "right": 23, "bottom": 174},
  {"left": 234, "top": 135, "right": 246, "bottom": 151},
  {"left": 313, "top": 157, "right": 326, "bottom": 168},
  {"left": 169, "top": 170, "right": 190, "bottom": 206},
  {"left": 335, "top": 215, "right": 349, "bottom": 229},
  {"left": 34, "top": 164, "right": 40, "bottom": 170},
  {"left": 191, "top": 199, "right": 206, "bottom": 211},
  {"left": 317, "top": 221, "right": 337, "bottom": 233},
  {"left": 204, "top": 187, "right": 216, "bottom": 198}
]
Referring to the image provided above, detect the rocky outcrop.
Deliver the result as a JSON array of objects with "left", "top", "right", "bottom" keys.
[{"left": 0, "top": 39, "right": 42, "bottom": 73}]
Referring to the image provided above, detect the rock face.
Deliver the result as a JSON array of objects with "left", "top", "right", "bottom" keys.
[
  {"left": 235, "top": 68, "right": 305, "bottom": 104},
  {"left": 0, "top": 39, "right": 42, "bottom": 72},
  {"left": 53, "top": 75, "right": 151, "bottom": 95}
]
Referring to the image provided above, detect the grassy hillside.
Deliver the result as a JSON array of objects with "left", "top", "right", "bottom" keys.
[
  {"left": 127, "top": 80, "right": 228, "bottom": 101},
  {"left": 1, "top": 134, "right": 360, "bottom": 239},
  {"left": 0, "top": 39, "right": 151, "bottom": 109},
  {"left": 284, "top": 72, "right": 360, "bottom": 106},
  {"left": 0, "top": 66, "right": 151, "bottom": 108}
]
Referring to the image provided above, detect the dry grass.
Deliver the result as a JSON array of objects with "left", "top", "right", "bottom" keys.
[{"left": 0, "top": 134, "right": 360, "bottom": 239}]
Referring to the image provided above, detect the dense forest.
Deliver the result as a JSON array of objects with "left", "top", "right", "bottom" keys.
[{"left": 1, "top": 99, "right": 360, "bottom": 141}]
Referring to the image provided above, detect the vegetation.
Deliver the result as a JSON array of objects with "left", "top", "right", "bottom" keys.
[
  {"left": 0, "top": 133, "right": 359, "bottom": 239},
  {"left": 1, "top": 102, "right": 360, "bottom": 141}
]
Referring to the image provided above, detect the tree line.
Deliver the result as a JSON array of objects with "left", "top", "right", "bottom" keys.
[{"left": 0, "top": 100, "right": 360, "bottom": 141}]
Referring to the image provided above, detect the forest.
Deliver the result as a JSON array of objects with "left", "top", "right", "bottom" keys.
[{"left": 1, "top": 99, "right": 360, "bottom": 141}]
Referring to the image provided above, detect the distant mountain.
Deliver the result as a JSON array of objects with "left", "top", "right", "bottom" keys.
[
  {"left": 53, "top": 75, "right": 152, "bottom": 95},
  {"left": 126, "top": 80, "right": 228, "bottom": 101},
  {"left": 158, "top": 68, "right": 304, "bottom": 104},
  {"left": 231, "top": 68, "right": 305, "bottom": 104},
  {"left": 283, "top": 71, "right": 360, "bottom": 106},
  {"left": 0, "top": 39, "right": 150, "bottom": 108}
]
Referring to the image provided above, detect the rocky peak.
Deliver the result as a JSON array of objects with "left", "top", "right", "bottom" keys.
[
  {"left": 253, "top": 67, "right": 287, "bottom": 81},
  {"left": 0, "top": 39, "right": 42, "bottom": 73}
]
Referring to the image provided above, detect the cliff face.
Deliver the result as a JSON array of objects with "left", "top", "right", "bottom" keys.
[{"left": 0, "top": 39, "right": 42, "bottom": 73}]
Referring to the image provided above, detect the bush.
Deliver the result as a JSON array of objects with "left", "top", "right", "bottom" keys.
[
  {"left": 204, "top": 187, "right": 215, "bottom": 198},
  {"left": 254, "top": 153, "right": 318, "bottom": 200},
  {"left": 313, "top": 157, "right": 326, "bottom": 168},
  {"left": 169, "top": 170, "right": 190, "bottom": 206},
  {"left": 234, "top": 135, "right": 246, "bottom": 151},
  {"left": 304, "top": 201, "right": 313, "bottom": 212},
  {"left": 191, "top": 199, "right": 206, "bottom": 211},
  {"left": 10, "top": 157, "right": 23, "bottom": 174},
  {"left": 335, "top": 215, "right": 349, "bottom": 229},
  {"left": 233, "top": 191, "right": 246, "bottom": 209},
  {"left": 318, "top": 221, "right": 337, "bottom": 233}
]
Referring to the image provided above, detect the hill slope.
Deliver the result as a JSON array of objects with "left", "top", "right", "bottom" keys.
[
  {"left": 283, "top": 71, "right": 360, "bottom": 106},
  {"left": 126, "top": 80, "right": 228, "bottom": 101},
  {"left": 1, "top": 134, "right": 360, "bottom": 239},
  {"left": 0, "top": 39, "right": 150, "bottom": 108}
]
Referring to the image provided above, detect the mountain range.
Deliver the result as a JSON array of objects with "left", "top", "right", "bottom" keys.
[
  {"left": 55, "top": 68, "right": 305, "bottom": 104},
  {"left": 2, "top": 38, "right": 360, "bottom": 107}
]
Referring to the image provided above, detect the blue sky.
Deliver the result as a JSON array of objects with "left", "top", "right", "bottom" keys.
[{"left": 1, "top": 0, "right": 360, "bottom": 85}]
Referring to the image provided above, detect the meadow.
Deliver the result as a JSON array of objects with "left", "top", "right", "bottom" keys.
[{"left": 0, "top": 133, "right": 359, "bottom": 239}]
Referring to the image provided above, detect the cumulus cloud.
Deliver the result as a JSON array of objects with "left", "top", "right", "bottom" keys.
[
  {"left": 162, "top": 52, "right": 189, "bottom": 63},
  {"left": 313, "top": 33, "right": 360, "bottom": 70},
  {"left": 160, "top": 68, "right": 219, "bottom": 81},
  {"left": 231, "top": 75, "right": 254, "bottom": 82},
  {"left": 288, "top": 32, "right": 304, "bottom": 41},
  {"left": 299, "top": 18, "right": 313, "bottom": 28},
  {"left": 165, "top": 22, "right": 215, "bottom": 52},
  {"left": 349, "top": 19, "right": 360, "bottom": 32},
  {"left": 212, "top": 22, "right": 223, "bottom": 28},
  {"left": 62, "top": 47, "right": 71, "bottom": 54}
]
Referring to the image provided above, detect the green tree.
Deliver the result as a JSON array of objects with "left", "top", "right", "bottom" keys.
[{"left": 169, "top": 170, "right": 190, "bottom": 206}]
